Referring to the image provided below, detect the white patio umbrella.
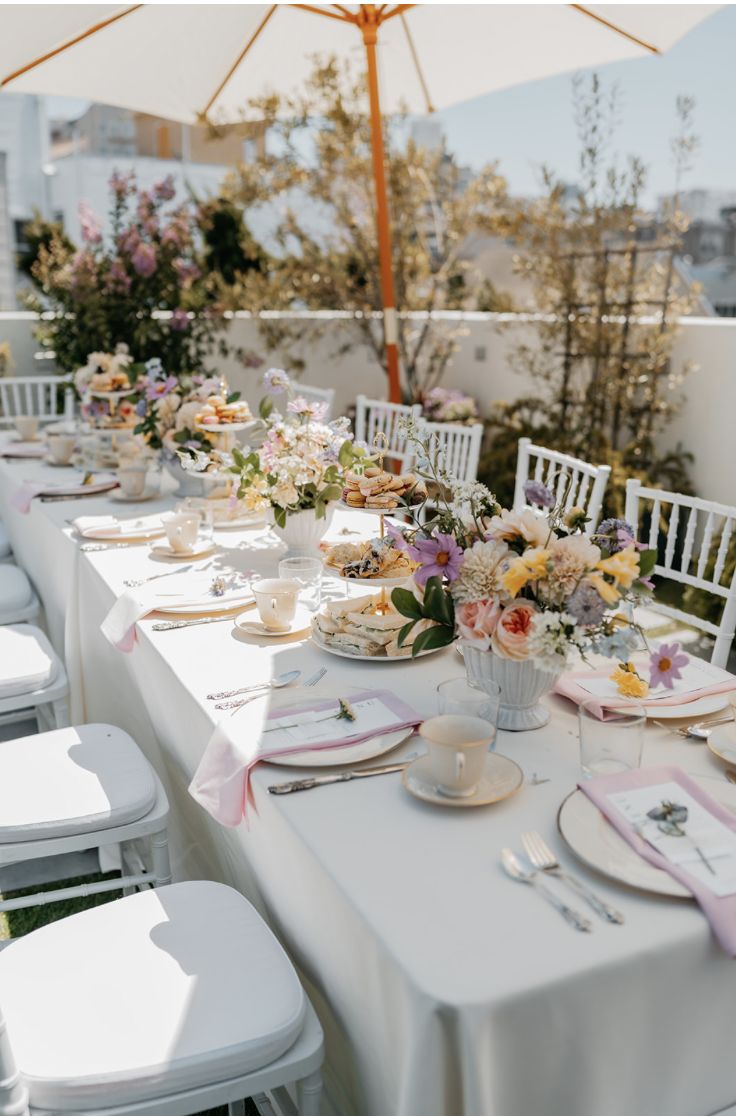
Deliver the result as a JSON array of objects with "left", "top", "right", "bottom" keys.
[{"left": 0, "top": 3, "right": 718, "bottom": 400}]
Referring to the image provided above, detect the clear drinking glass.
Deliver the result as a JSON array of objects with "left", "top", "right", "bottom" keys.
[
  {"left": 437, "top": 677, "right": 501, "bottom": 748},
  {"left": 578, "top": 700, "right": 646, "bottom": 777},
  {"left": 177, "top": 498, "right": 214, "bottom": 544},
  {"left": 278, "top": 556, "right": 322, "bottom": 611}
]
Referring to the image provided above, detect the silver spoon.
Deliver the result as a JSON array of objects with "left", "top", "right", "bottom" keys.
[
  {"left": 501, "top": 849, "right": 592, "bottom": 932},
  {"left": 678, "top": 714, "right": 735, "bottom": 740},
  {"left": 213, "top": 669, "right": 302, "bottom": 709}
]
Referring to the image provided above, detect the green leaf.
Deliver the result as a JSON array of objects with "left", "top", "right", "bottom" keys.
[
  {"left": 390, "top": 587, "right": 424, "bottom": 620},
  {"left": 338, "top": 440, "right": 355, "bottom": 468},
  {"left": 397, "top": 620, "right": 416, "bottom": 648},
  {"left": 226, "top": 391, "right": 241, "bottom": 404},
  {"left": 172, "top": 429, "right": 190, "bottom": 444},
  {"left": 274, "top": 506, "right": 287, "bottom": 529},
  {"left": 411, "top": 624, "right": 456, "bottom": 657},
  {"left": 259, "top": 396, "right": 274, "bottom": 420},
  {"left": 638, "top": 549, "right": 658, "bottom": 578},
  {"left": 320, "top": 483, "right": 342, "bottom": 504},
  {"left": 423, "top": 576, "right": 455, "bottom": 626},
  {"left": 231, "top": 447, "right": 246, "bottom": 469}
]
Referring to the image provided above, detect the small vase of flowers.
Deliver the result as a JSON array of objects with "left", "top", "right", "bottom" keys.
[{"left": 389, "top": 423, "right": 657, "bottom": 730}]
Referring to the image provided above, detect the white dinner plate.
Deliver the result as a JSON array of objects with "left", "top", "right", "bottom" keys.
[
  {"left": 110, "top": 487, "right": 159, "bottom": 503},
  {"left": 78, "top": 514, "right": 164, "bottom": 541},
  {"left": 267, "top": 728, "right": 414, "bottom": 768},
  {"left": 558, "top": 775, "right": 736, "bottom": 898},
  {"left": 154, "top": 574, "right": 254, "bottom": 615},
  {"left": 328, "top": 569, "right": 414, "bottom": 589},
  {"left": 707, "top": 723, "right": 736, "bottom": 768},
  {"left": 642, "top": 694, "right": 730, "bottom": 720},
  {"left": 311, "top": 628, "right": 448, "bottom": 662},
  {"left": 213, "top": 512, "right": 267, "bottom": 529}
]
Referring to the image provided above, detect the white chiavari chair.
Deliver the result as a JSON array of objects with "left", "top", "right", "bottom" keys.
[
  {"left": 414, "top": 419, "right": 484, "bottom": 522},
  {"left": 0, "top": 521, "right": 13, "bottom": 564},
  {"left": 0, "top": 882, "right": 324, "bottom": 1116},
  {"left": 0, "top": 624, "right": 69, "bottom": 733},
  {"left": 513, "top": 437, "right": 611, "bottom": 535},
  {"left": 0, "top": 377, "right": 75, "bottom": 426},
  {"left": 0, "top": 566, "right": 40, "bottom": 624},
  {"left": 0, "top": 724, "right": 170, "bottom": 916},
  {"left": 625, "top": 479, "right": 736, "bottom": 668},
  {"left": 296, "top": 383, "right": 336, "bottom": 419},
  {"left": 354, "top": 395, "right": 422, "bottom": 470}
]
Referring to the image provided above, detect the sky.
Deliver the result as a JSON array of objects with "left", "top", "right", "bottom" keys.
[
  {"left": 46, "top": 4, "right": 736, "bottom": 208},
  {"left": 435, "top": 5, "right": 735, "bottom": 205}
]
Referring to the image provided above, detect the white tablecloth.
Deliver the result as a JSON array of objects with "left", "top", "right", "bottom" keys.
[{"left": 2, "top": 442, "right": 736, "bottom": 1116}]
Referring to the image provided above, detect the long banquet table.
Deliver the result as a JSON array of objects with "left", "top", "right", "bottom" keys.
[{"left": 2, "top": 441, "right": 736, "bottom": 1116}]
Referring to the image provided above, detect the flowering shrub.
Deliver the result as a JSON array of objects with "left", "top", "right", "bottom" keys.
[
  {"left": 422, "top": 387, "right": 479, "bottom": 424},
  {"left": 28, "top": 172, "right": 229, "bottom": 376},
  {"left": 227, "top": 369, "right": 359, "bottom": 527},
  {"left": 390, "top": 423, "right": 657, "bottom": 663}
]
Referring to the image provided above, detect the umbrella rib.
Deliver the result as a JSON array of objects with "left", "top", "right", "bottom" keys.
[
  {"left": 200, "top": 4, "right": 278, "bottom": 120},
  {"left": 379, "top": 5, "right": 416, "bottom": 23},
  {"left": 398, "top": 12, "right": 434, "bottom": 114},
  {"left": 570, "top": 4, "right": 660, "bottom": 54},
  {"left": 0, "top": 4, "right": 143, "bottom": 88},
  {"left": 294, "top": 5, "right": 357, "bottom": 24}
]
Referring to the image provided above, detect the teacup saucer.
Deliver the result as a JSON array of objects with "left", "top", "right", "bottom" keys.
[
  {"left": 235, "top": 605, "right": 312, "bottom": 639},
  {"left": 45, "top": 457, "right": 76, "bottom": 468},
  {"left": 151, "top": 541, "right": 217, "bottom": 560},
  {"left": 111, "top": 487, "right": 159, "bottom": 503},
  {"left": 402, "top": 752, "right": 524, "bottom": 807}
]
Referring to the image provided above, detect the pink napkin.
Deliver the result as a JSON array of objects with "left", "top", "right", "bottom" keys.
[
  {"left": 101, "top": 579, "right": 255, "bottom": 652},
  {"left": 10, "top": 482, "right": 46, "bottom": 514},
  {"left": 580, "top": 765, "right": 736, "bottom": 954},
  {"left": 555, "top": 668, "right": 736, "bottom": 719},
  {"left": 189, "top": 688, "right": 422, "bottom": 826}
]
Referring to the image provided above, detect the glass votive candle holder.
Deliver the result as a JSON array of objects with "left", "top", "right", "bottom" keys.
[
  {"left": 578, "top": 699, "right": 646, "bottom": 777},
  {"left": 278, "top": 556, "right": 322, "bottom": 611},
  {"left": 437, "top": 677, "right": 501, "bottom": 748}
]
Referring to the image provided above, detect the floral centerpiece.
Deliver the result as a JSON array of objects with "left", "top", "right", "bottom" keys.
[
  {"left": 422, "top": 387, "right": 479, "bottom": 424},
  {"left": 389, "top": 423, "right": 657, "bottom": 729},
  {"left": 225, "top": 368, "right": 359, "bottom": 553}
]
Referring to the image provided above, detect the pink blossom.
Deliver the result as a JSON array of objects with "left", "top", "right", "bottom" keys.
[
  {"left": 456, "top": 599, "right": 503, "bottom": 650},
  {"left": 649, "top": 642, "right": 689, "bottom": 690},
  {"left": 412, "top": 533, "right": 465, "bottom": 585},
  {"left": 131, "top": 242, "right": 157, "bottom": 278},
  {"left": 118, "top": 227, "right": 141, "bottom": 256},
  {"left": 78, "top": 201, "right": 101, "bottom": 244},
  {"left": 172, "top": 257, "right": 201, "bottom": 285},
  {"left": 169, "top": 309, "right": 190, "bottom": 331},
  {"left": 109, "top": 170, "right": 135, "bottom": 200},
  {"left": 491, "top": 601, "right": 537, "bottom": 660},
  {"left": 154, "top": 175, "right": 176, "bottom": 201},
  {"left": 104, "top": 259, "right": 131, "bottom": 295}
]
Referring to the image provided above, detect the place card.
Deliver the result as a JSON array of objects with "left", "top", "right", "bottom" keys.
[
  {"left": 607, "top": 780, "right": 736, "bottom": 897},
  {"left": 578, "top": 658, "right": 729, "bottom": 702},
  {"left": 264, "top": 696, "right": 404, "bottom": 748}
]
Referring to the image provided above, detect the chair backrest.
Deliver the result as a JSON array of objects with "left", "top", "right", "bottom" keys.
[
  {"left": 354, "top": 395, "right": 422, "bottom": 471},
  {"left": 624, "top": 479, "right": 736, "bottom": 668},
  {"left": 0, "top": 377, "right": 75, "bottom": 425},
  {"left": 296, "top": 383, "right": 336, "bottom": 420},
  {"left": 415, "top": 419, "right": 483, "bottom": 485},
  {"left": 513, "top": 437, "right": 611, "bottom": 535}
]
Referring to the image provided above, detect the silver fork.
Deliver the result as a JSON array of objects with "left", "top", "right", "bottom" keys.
[
  {"left": 304, "top": 667, "right": 326, "bottom": 687},
  {"left": 501, "top": 849, "right": 592, "bottom": 932},
  {"left": 521, "top": 831, "right": 625, "bottom": 925}
]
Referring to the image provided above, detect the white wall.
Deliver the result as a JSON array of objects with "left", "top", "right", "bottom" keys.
[{"left": 1, "top": 310, "right": 734, "bottom": 506}]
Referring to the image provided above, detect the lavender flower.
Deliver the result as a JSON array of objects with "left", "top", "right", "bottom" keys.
[
  {"left": 263, "top": 368, "right": 290, "bottom": 394},
  {"left": 412, "top": 533, "right": 465, "bottom": 586},
  {"left": 78, "top": 201, "right": 102, "bottom": 245},
  {"left": 523, "top": 479, "right": 555, "bottom": 509},
  {"left": 131, "top": 242, "right": 157, "bottom": 278},
  {"left": 145, "top": 376, "right": 178, "bottom": 401},
  {"left": 169, "top": 309, "right": 190, "bottom": 332},
  {"left": 566, "top": 582, "right": 607, "bottom": 627},
  {"left": 154, "top": 175, "right": 176, "bottom": 201},
  {"left": 596, "top": 518, "right": 638, "bottom": 554}
]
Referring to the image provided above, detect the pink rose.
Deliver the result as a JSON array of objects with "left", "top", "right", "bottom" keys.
[
  {"left": 491, "top": 601, "right": 537, "bottom": 660},
  {"left": 456, "top": 599, "right": 502, "bottom": 650}
]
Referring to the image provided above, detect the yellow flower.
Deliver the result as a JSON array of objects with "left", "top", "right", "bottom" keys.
[
  {"left": 610, "top": 662, "right": 650, "bottom": 699},
  {"left": 501, "top": 547, "right": 551, "bottom": 598},
  {"left": 596, "top": 546, "right": 639, "bottom": 590},
  {"left": 586, "top": 573, "right": 620, "bottom": 605}
]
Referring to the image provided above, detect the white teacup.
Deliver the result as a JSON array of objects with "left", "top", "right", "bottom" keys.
[
  {"left": 161, "top": 510, "right": 200, "bottom": 553},
  {"left": 419, "top": 714, "right": 494, "bottom": 798},
  {"left": 251, "top": 577, "right": 299, "bottom": 631},
  {"left": 15, "top": 415, "right": 39, "bottom": 441},
  {"left": 47, "top": 433, "right": 76, "bottom": 466},
  {"left": 117, "top": 465, "right": 148, "bottom": 498}
]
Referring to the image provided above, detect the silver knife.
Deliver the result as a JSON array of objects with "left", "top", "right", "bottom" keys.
[
  {"left": 268, "top": 753, "right": 418, "bottom": 794},
  {"left": 152, "top": 615, "right": 238, "bottom": 631}
]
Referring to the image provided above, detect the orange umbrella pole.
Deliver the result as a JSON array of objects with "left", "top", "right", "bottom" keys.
[{"left": 360, "top": 6, "right": 402, "bottom": 404}]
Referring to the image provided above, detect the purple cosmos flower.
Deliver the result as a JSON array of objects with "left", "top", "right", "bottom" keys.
[
  {"left": 385, "top": 521, "right": 409, "bottom": 552},
  {"left": 524, "top": 479, "right": 555, "bottom": 509},
  {"left": 566, "top": 582, "right": 607, "bottom": 627},
  {"left": 169, "top": 309, "right": 190, "bottom": 332},
  {"left": 649, "top": 642, "right": 689, "bottom": 690},
  {"left": 145, "top": 376, "right": 178, "bottom": 401},
  {"left": 263, "top": 368, "right": 290, "bottom": 394},
  {"left": 412, "top": 533, "right": 464, "bottom": 586},
  {"left": 596, "top": 518, "right": 645, "bottom": 554},
  {"left": 131, "top": 242, "right": 157, "bottom": 277}
]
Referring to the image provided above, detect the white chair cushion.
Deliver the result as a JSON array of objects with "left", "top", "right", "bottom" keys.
[
  {"left": 0, "top": 624, "right": 58, "bottom": 697},
  {"left": 0, "top": 724, "right": 157, "bottom": 842},
  {"left": 0, "top": 882, "right": 306, "bottom": 1111},
  {"left": 0, "top": 564, "right": 33, "bottom": 616},
  {"left": 0, "top": 520, "right": 10, "bottom": 558}
]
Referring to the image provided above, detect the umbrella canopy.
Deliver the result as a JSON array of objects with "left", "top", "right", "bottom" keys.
[{"left": 0, "top": 3, "right": 718, "bottom": 399}]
